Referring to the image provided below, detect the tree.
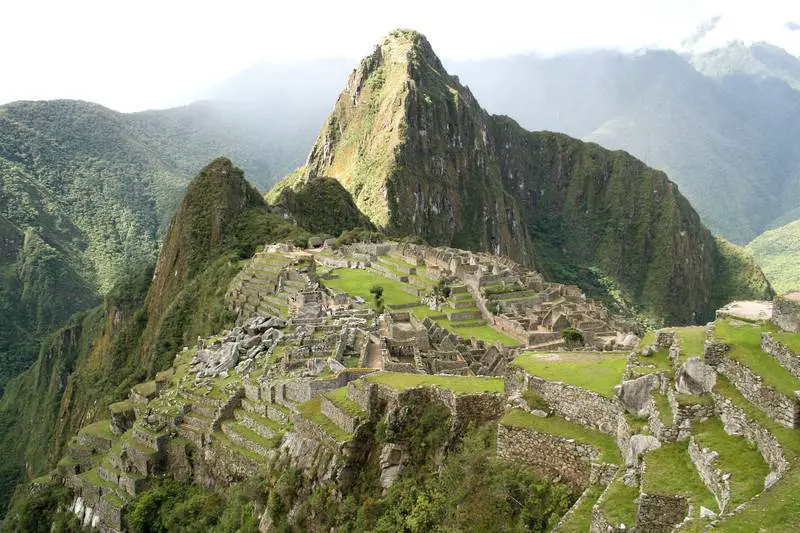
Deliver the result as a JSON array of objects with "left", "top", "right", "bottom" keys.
[{"left": 369, "top": 285, "right": 384, "bottom": 300}]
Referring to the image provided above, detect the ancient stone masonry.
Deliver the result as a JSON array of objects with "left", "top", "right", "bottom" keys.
[
  {"left": 688, "top": 436, "right": 732, "bottom": 512},
  {"left": 521, "top": 372, "right": 621, "bottom": 434},
  {"left": 713, "top": 391, "right": 789, "bottom": 486},
  {"left": 705, "top": 336, "right": 800, "bottom": 428},
  {"left": 710, "top": 352, "right": 800, "bottom": 428},
  {"left": 496, "top": 423, "right": 614, "bottom": 491},
  {"left": 635, "top": 492, "right": 689, "bottom": 533},
  {"left": 761, "top": 333, "right": 800, "bottom": 379},
  {"left": 772, "top": 293, "right": 800, "bottom": 333}
]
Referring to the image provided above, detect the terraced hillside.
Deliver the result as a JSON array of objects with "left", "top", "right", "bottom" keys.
[{"left": 10, "top": 234, "right": 798, "bottom": 531}]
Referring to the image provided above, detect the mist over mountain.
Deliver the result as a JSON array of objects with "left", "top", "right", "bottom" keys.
[{"left": 448, "top": 46, "right": 800, "bottom": 244}]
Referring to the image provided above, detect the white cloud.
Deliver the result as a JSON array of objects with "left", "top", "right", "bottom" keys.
[{"left": 1, "top": 0, "right": 799, "bottom": 111}]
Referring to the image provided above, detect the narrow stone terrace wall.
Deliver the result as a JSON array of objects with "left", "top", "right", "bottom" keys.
[
  {"left": 635, "top": 492, "right": 688, "bottom": 533},
  {"left": 713, "top": 391, "right": 789, "bottom": 485},
  {"left": 496, "top": 423, "right": 597, "bottom": 490},
  {"left": 688, "top": 436, "right": 731, "bottom": 512},
  {"left": 522, "top": 373, "right": 621, "bottom": 434},
  {"left": 762, "top": 333, "right": 800, "bottom": 379},
  {"left": 711, "top": 354, "right": 800, "bottom": 428}
]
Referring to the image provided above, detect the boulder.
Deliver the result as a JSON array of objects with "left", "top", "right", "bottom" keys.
[
  {"left": 327, "top": 358, "right": 346, "bottom": 372},
  {"left": 618, "top": 373, "right": 660, "bottom": 417},
  {"left": 700, "top": 506, "right": 717, "bottom": 519},
  {"left": 675, "top": 357, "right": 716, "bottom": 395},
  {"left": 235, "top": 358, "right": 254, "bottom": 374},
  {"left": 216, "top": 342, "right": 241, "bottom": 371},
  {"left": 625, "top": 434, "right": 661, "bottom": 467},
  {"left": 240, "top": 335, "right": 261, "bottom": 351}
]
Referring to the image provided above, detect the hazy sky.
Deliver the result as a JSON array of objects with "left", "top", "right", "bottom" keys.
[{"left": 3, "top": 0, "right": 799, "bottom": 112}]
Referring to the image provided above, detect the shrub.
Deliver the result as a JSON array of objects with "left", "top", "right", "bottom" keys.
[
  {"left": 561, "top": 327, "right": 584, "bottom": 347},
  {"left": 370, "top": 285, "right": 384, "bottom": 299}
]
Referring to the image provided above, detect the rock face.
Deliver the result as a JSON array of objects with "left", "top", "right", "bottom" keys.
[
  {"left": 675, "top": 357, "right": 717, "bottom": 395},
  {"left": 618, "top": 373, "right": 660, "bottom": 417},
  {"left": 273, "top": 29, "right": 772, "bottom": 324}
]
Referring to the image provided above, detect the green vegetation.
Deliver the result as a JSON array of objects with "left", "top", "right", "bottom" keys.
[
  {"left": 513, "top": 352, "right": 628, "bottom": 397},
  {"left": 599, "top": 476, "right": 639, "bottom": 527},
  {"left": 324, "top": 387, "right": 367, "bottom": 417},
  {"left": 674, "top": 326, "right": 706, "bottom": 358},
  {"left": 692, "top": 418, "right": 769, "bottom": 506},
  {"left": 323, "top": 268, "right": 418, "bottom": 307},
  {"left": 561, "top": 327, "right": 584, "bottom": 348},
  {"left": 558, "top": 483, "right": 604, "bottom": 532},
  {"left": 643, "top": 442, "right": 717, "bottom": 512},
  {"left": 126, "top": 478, "right": 262, "bottom": 533},
  {"left": 365, "top": 371, "right": 504, "bottom": 395},
  {"left": 764, "top": 322, "right": 800, "bottom": 355},
  {"left": 501, "top": 409, "right": 621, "bottom": 464},
  {"left": 298, "top": 396, "right": 351, "bottom": 441},
  {"left": 270, "top": 176, "right": 374, "bottom": 236},
  {"left": 714, "top": 319, "right": 800, "bottom": 397},
  {"left": 654, "top": 393, "right": 674, "bottom": 425},
  {"left": 747, "top": 218, "right": 800, "bottom": 293},
  {"left": 78, "top": 419, "right": 115, "bottom": 440},
  {"left": 522, "top": 390, "right": 549, "bottom": 412}
]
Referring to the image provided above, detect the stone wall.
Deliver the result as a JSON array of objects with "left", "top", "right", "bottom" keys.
[
  {"left": 703, "top": 340, "right": 730, "bottom": 366},
  {"left": 688, "top": 436, "right": 731, "bottom": 512},
  {"left": 522, "top": 373, "right": 621, "bottom": 434},
  {"left": 713, "top": 391, "right": 788, "bottom": 485},
  {"left": 711, "top": 354, "right": 800, "bottom": 428},
  {"left": 635, "top": 492, "right": 688, "bottom": 533},
  {"left": 772, "top": 294, "right": 800, "bottom": 333},
  {"left": 496, "top": 423, "right": 597, "bottom": 490},
  {"left": 320, "top": 396, "right": 361, "bottom": 434},
  {"left": 762, "top": 333, "right": 800, "bottom": 379}
]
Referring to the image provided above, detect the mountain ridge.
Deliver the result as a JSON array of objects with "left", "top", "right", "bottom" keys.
[{"left": 276, "top": 29, "right": 772, "bottom": 324}]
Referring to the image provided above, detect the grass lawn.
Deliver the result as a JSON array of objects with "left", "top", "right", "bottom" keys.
[
  {"left": 764, "top": 322, "right": 800, "bottom": 355},
  {"left": 513, "top": 352, "right": 628, "bottom": 397},
  {"left": 714, "top": 319, "right": 800, "bottom": 397},
  {"left": 323, "top": 268, "right": 419, "bottom": 306},
  {"left": 365, "top": 371, "right": 505, "bottom": 395},
  {"left": 434, "top": 318, "right": 520, "bottom": 346},
  {"left": 599, "top": 475, "right": 639, "bottom": 527},
  {"left": 79, "top": 419, "right": 115, "bottom": 440},
  {"left": 654, "top": 393, "right": 674, "bottom": 425},
  {"left": 673, "top": 326, "right": 706, "bottom": 358},
  {"left": 298, "top": 396, "right": 352, "bottom": 441},
  {"left": 692, "top": 418, "right": 769, "bottom": 507},
  {"left": 501, "top": 409, "right": 621, "bottom": 464},
  {"left": 714, "top": 466, "right": 800, "bottom": 532},
  {"left": 559, "top": 483, "right": 605, "bottom": 532},
  {"left": 643, "top": 442, "right": 718, "bottom": 513}
]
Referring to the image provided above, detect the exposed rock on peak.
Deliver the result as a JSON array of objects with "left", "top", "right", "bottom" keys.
[{"left": 273, "top": 30, "right": 773, "bottom": 323}]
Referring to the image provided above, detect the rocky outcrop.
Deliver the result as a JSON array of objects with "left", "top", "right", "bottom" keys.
[
  {"left": 618, "top": 373, "right": 660, "bottom": 418},
  {"left": 275, "top": 29, "right": 772, "bottom": 324},
  {"left": 675, "top": 357, "right": 717, "bottom": 395}
]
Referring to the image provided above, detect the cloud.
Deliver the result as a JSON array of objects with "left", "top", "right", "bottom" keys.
[
  {"left": 682, "top": 15, "right": 723, "bottom": 50},
  {"left": 787, "top": 21, "right": 800, "bottom": 31}
]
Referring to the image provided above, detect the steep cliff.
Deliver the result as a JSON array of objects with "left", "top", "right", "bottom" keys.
[{"left": 277, "top": 29, "right": 772, "bottom": 324}]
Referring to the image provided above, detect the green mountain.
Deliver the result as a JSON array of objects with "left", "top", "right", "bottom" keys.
[
  {"left": 0, "top": 158, "right": 310, "bottom": 518},
  {"left": 0, "top": 99, "right": 311, "bottom": 394},
  {"left": 747, "top": 218, "right": 800, "bottom": 294},
  {"left": 273, "top": 30, "right": 772, "bottom": 324},
  {"left": 449, "top": 46, "right": 800, "bottom": 244}
]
